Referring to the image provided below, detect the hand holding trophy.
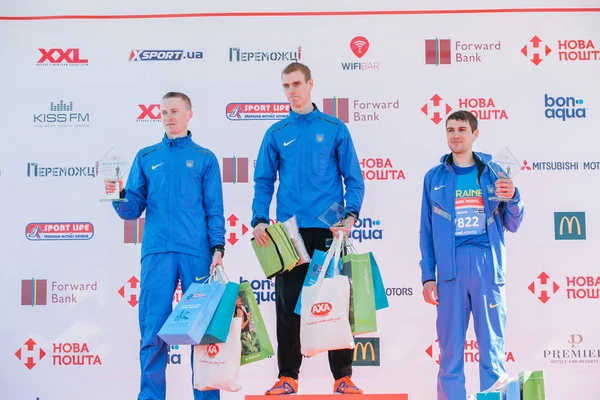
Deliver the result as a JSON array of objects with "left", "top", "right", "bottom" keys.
[
  {"left": 486, "top": 147, "right": 521, "bottom": 203},
  {"left": 99, "top": 148, "right": 129, "bottom": 202}
]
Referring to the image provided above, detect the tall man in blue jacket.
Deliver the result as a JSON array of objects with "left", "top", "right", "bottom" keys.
[
  {"left": 105, "top": 92, "right": 226, "bottom": 400},
  {"left": 252, "top": 62, "right": 365, "bottom": 395},
  {"left": 419, "top": 111, "right": 524, "bottom": 400}
]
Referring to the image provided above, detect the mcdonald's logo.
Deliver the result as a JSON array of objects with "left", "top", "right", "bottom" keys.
[
  {"left": 554, "top": 212, "right": 586, "bottom": 240},
  {"left": 352, "top": 337, "right": 380, "bottom": 366}
]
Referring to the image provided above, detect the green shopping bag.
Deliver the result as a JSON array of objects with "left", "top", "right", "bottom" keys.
[
  {"left": 341, "top": 252, "right": 377, "bottom": 335},
  {"left": 519, "top": 370, "right": 546, "bottom": 400},
  {"left": 238, "top": 281, "right": 275, "bottom": 365}
]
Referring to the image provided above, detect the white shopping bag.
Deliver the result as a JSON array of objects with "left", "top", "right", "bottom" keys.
[
  {"left": 193, "top": 317, "right": 242, "bottom": 392},
  {"left": 300, "top": 233, "right": 354, "bottom": 357}
]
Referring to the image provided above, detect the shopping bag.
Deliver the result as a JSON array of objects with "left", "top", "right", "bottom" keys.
[
  {"left": 520, "top": 370, "right": 546, "bottom": 400},
  {"left": 504, "top": 380, "right": 520, "bottom": 400},
  {"left": 200, "top": 266, "right": 240, "bottom": 344},
  {"left": 300, "top": 233, "right": 354, "bottom": 358},
  {"left": 158, "top": 281, "right": 226, "bottom": 345},
  {"left": 238, "top": 281, "right": 275, "bottom": 365},
  {"left": 344, "top": 240, "right": 388, "bottom": 311},
  {"left": 251, "top": 222, "right": 299, "bottom": 278},
  {"left": 293, "top": 247, "right": 338, "bottom": 315},
  {"left": 341, "top": 252, "right": 377, "bottom": 335},
  {"left": 193, "top": 317, "right": 242, "bottom": 392},
  {"left": 282, "top": 215, "right": 311, "bottom": 265}
]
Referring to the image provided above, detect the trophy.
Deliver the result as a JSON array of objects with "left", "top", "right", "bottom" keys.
[
  {"left": 318, "top": 202, "right": 351, "bottom": 228},
  {"left": 487, "top": 147, "right": 521, "bottom": 203},
  {"left": 98, "top": 148, "right": 129, "bottom": 202}
]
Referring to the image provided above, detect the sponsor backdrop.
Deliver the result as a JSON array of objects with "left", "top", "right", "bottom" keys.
[{"left": 1, "top": 2, "right": 599, "bottom": 399}]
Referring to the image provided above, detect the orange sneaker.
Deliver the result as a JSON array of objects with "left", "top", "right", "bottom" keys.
[
  {"left": 334, "top": 376, "right": 363, "bottom": 394},
  {"left": 265, "top": 377, "right": 299, "bottom": 395}
]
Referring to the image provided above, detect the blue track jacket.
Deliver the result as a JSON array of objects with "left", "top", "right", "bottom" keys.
[
  {"left": 113, "top": 133, "right": 225, "bottom": 260},
  {"left": 252, "top": 105, "right": 365, "bottom": 228},
  {"left": 419, "top": 152, "right": 525, "bottom": 285}
]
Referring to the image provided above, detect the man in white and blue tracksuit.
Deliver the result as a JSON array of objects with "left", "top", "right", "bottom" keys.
[
  {"left": 252, "top": 63, "right": 365, "bottom": 395},
  {"left": 106, "top": 92, "right": 226, "bottom": 400},
  {"left": 419, "top": 111, "right": 524, "bottom": 400}
]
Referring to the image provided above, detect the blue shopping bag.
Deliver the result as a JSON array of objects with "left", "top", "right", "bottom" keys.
[
  {"left": 504, "top": 381, "right": 520, "bottom": 400},
  {"left": 369, "top": 253, "right": 389, "bottom": 310},
  {"left": 200, "top": 281, "right": 239, "bottom": 344},
  {"left": 158, "top": 282, "right": 226, "bottom": 345}
]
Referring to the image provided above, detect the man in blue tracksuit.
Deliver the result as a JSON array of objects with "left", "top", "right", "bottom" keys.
[
  {"left": 419, "top": 111, "right": 524, "bottom": 400},
  {"left": 105, "top": 92, "right": 226, "bottom": 400},
  {"left": 252, "top": 62, "right": 365, "bottom": 395}
]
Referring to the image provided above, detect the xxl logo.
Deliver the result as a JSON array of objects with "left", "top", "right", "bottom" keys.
[
  {"left": 124, "top": 218, "right": 145, "bottom": 244},
  {"left": 544, "top": 95, "right": 586, "bottom": 121},
  {"left": 226, "top": 214, "right": 248, "bottom": 245},
  {"left": 425, "top": 38, "right": 451, "bottom": 65},
  {"left": 137, "top": 104, "right": 161, "bottom": 121},
  {"left": 352, "top": 217, "right": 383, "bottom": 242},
  {"left": 223, "top": 157, "right": 249, "bottom": 184},
  {"left": 521, "top": 36, "right": 552, "bottom": 65},
  {"left": 21, "top": 279, "right": 47, "bottom": 306},
  {"left": 206, "top": 344, "right": 220, "bottom": 359},
  {"left": 15, "top": 339, "right": 46, "bottom": 370},
  {"left": 353, "top": 337, "right": 380, "bottom": 366},
  {"left": 118, "top": 276, "right": 140, "bottom": 307},
  {"left": 226, "top": 103, "right": 289, "bottom": 120},
  {"left": 554, "top": 212, "right": 586, "bottom": 240},
  {"left": 323, "top": 97, "right": 399, "bottom": 123},
  {"left": 311, "top": 302, "right": 332, "bottom": 317},
  {"left": 37, "top": 48, "right": 88, "bottom": 65},
  {"left": 129, "top": 49, "right": 203, "bottom": 62},
  {"left": 26, "top": 223, "right": 94, "bottom": 241},
  {"left": 421, "top": 94, "right": 453, "bottom": 124},
  {"left": 528, "top": 272, "right": 561, "bottom": 304}
]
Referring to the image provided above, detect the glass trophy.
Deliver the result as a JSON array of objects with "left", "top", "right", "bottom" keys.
[
  {"left": 487, "top": 147, "right": 521, "bottom": 203},
  {"left": 318, "top": 202, "right": 351, "bottom": 227},
  {"left": 98, "top": 148, "right": 129, "bottom": 202}
]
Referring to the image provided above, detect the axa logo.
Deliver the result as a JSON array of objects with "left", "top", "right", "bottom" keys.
[
  {"left": 124, "top": 218, "right": 145, "bottom": 244},
  {"left": 206, "top": 344, "right": 220, "bottom": 359},
  {"left": 425, "top": 38, "right": 451, "bottom": 65},
  {"left": 15, "top": 339, "right": 46, "bottom": 370},
  {"left": 554, "top": 212, "right": 586, "bottom": 240},
  {"left": 226, "top": 214, "right": 249, "bottom": 245},
  {"left": 353, "top": 337, "right": 380, "bottom": 366},
  {"left": 118, "top": 276, "right": 140, "bottom": 307},
  {"left": 21, "top": 278, "right": 47, "bottom": 306},
  {"left": 544, "top": 94, "right": 586, "bottom": 121},
  {"left": 528, "top": 272, "right": 560, "bottom": 304},
  {"left": 311, "top": 302, "right": 332, "bottom": 317},
  {"left": 521, "top": 36, "right": 552, "bottom": 65},
  {"left": 137, "top": 104, "right": 161, "bottom": 122},
  {"left": 37, "top": 48, "right": 88, "bottom": 65},
  {"left": 223, "top": 157, "right": 249, "bottom": 184},
  {"left": 421, "top": 94, "right": 453, "bottom": 124}
]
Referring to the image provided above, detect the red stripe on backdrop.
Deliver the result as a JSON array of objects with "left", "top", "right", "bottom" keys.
[{"left": 1, "top": 8, "right": 600, "bottom": 21}]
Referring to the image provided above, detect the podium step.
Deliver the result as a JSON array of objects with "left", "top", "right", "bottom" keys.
[{"left": 246, "top": 395, "right": 408, "bottom": 399}]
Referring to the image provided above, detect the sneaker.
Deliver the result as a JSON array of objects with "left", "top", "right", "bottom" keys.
[
  {"left": 333, "top": 376, "right": 363, "bottom": 394},
  {"left": 265, "top": 377, "right": 299, "bottom": 395}
]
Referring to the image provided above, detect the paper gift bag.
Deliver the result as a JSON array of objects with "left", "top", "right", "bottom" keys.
[
  {"left": 200, "top": 266, "right": 240, "bottom": 344},
  {"left": 341, "top": 252, "right": 377, "bottom": 335},
  {"left": 158, "top": 282, "right": 225, "bottom": 345},
  {"left": 238, "top": 281, "right": 275, "bottom": 365},
  {"left": 520, "top": 370, "right": 546, "bottom": 400}
]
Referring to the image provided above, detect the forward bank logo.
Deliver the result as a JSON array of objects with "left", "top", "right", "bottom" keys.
[
  {"left": 554, "top": 212, "right": 586, "bottom": 240},
  {"left": 352, "top": 337, "right": 380, "bottom": 366},
  {"left": 124, "top": 218, "right": 145, "bottom": 244}
]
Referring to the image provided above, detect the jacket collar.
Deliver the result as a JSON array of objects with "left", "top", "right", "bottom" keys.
[{"left": 162, "top": 131, "right": 192, "bottom": 148}]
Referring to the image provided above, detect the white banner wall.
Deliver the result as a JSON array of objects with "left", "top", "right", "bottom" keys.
[{"left": 1, "top": 3, "right": 599, "bottom": 399}]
